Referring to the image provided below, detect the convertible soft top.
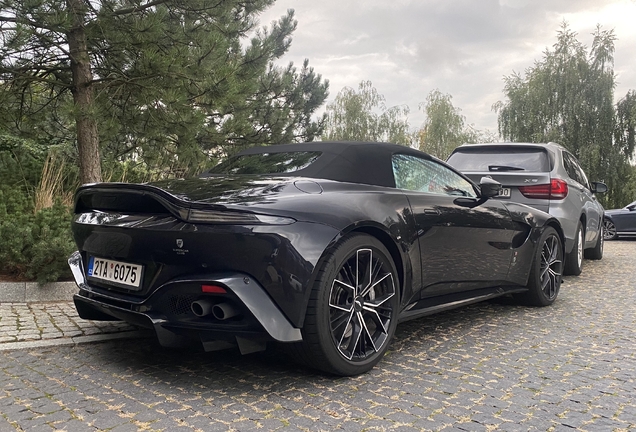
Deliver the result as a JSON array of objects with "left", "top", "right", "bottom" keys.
[{"left": 236, "top": 141, "right": 435, "bottom": 188}]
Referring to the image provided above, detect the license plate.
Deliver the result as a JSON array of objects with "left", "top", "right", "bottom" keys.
[
  {"left": 498, "top": 188, "right": 511, "bottom": 198},
  {"left": 87, "top": 256, "right": 143, "bottom": 290}
]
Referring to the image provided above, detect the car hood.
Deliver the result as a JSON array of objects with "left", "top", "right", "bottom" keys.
[{"left": 604, "top": 208, "right": 625, "bottom": 216}]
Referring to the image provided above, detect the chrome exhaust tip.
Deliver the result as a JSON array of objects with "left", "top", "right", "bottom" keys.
[
  {"left": 191, "top": 300, "right": 214, "bottom": 317},
  {"left": 212, "top": 302, "right": 239, "bottom": 320}
]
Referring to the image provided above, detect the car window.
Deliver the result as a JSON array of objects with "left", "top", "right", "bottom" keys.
[
  {"left": 204, "top": 151, "right": 322, "bottom": 175},
  {"left": 563, "top": 152, "right": 589, "bottom": 188},
  {"left": 562, "top": 153, "right": 579, "bottom": 182},
  {"left": 571, "top": 155, "right": 590, "bottom": 189},
  {"left": 447, "top": 147, "right": 550, "bottom": 172},
  {"left": 392, "top": 154, "right": 476, "bottom": 197}
]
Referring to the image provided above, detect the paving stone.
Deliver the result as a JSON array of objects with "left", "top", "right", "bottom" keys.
[{"left": 1, "top": 242, "right": 636, "bottom": 430}]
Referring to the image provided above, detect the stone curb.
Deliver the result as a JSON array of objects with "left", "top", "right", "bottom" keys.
[
  {"left": 0, "top": 330, "right": 151, "bottom": 352},
  {"left": 0, "top": 281, "right": 78, "bottom": 303}
]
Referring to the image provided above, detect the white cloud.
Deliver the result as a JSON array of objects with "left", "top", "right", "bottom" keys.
[{"left": 259, "top": 0, "right": 636, "bottom": 133}]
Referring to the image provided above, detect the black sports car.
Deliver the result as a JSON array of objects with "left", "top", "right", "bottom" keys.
[{"left": 69, "top": 141, "right": 565, "bottom": 376}]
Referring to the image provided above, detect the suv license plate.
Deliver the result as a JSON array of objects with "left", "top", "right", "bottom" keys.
[
  {"left": 498, "top": 188, "right": 511, "bottom": 198},
  {"left": 88, "top": 256, "right": 143, "bottom": 290}
]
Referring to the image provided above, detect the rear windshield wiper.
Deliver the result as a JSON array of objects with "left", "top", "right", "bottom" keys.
[{"left": 488, "top": 165, "right": 525, "bottom": 172}]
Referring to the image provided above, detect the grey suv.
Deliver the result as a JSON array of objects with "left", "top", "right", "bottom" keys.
[{"left": 447, "top": 142, "right": 607, "bottom": 276}]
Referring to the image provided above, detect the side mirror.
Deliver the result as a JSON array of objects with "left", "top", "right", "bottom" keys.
[
  {"left": 479, "top": 177, "right": 502, "bottom": 199},
  {"left": 591, "top": 182, "right": 608, "bottom": 194}
]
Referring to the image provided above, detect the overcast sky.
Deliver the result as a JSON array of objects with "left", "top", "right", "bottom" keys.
[{"left": 258, "top": 0, "right": 636, "bottom": 136}]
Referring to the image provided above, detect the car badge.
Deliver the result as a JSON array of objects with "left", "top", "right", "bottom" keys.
[{"left": 176, "top": 239, "right": 184, "bottom": 248}]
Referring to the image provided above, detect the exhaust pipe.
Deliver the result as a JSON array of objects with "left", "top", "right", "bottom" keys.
[
  {"left": 191, "top": 300, "right": 214, "bottom": 317},
  {"left": 212, "top": 302, "right": 239, "bottom": 320}
]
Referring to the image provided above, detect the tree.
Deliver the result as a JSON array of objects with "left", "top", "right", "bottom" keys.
[
  {"left": 322, "top": 80, "right": 411, "bottom": 145},
  {"left": 416, "top": 89, "right": 466, "bottom": 160},
  {"left": 415, "top": 89, "right": 496, "bottom": 160},
  {"left": 495, "top": 23, "right": 635, "bottom": 207},
  {"left": 615, "top": 90, "right": 636, "bottom": 160},
  {"left": 0, "top": 1, "right": 328, "bottom": 182}
]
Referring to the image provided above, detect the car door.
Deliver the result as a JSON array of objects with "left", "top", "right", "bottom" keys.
[
  {"left": 613, "top": 202, "right": 636, "bottom": 233},
  {"left": 563, "top": 152, "right": 603, "bottom": 246},
  {"left": 392, "top": 154, "right": 515, "bottom": 299}
]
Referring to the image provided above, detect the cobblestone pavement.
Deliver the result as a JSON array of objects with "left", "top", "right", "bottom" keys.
[
  {"left": 0, "top": 302, "right": 141, "bottom": 349},
  {"left": 0, "top": 241, "right": 635, "bottom": 431}
]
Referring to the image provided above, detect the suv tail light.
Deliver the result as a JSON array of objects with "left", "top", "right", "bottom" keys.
[{"left": 518, "top": 179, "right": 568, "bottom": 200}]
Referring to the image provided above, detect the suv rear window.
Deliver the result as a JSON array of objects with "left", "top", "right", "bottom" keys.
[
  {"left": 205, "top": 151, "right": 322, "bottom": 175},
  {"left": 447, "top": 147, "right": 551, "bottom": 172}
]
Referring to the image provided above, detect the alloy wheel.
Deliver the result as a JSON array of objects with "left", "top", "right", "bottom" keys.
[
  {"left": 576, "top": 228, "right": 583, "bottom": 267},
  {"left": 328, "top": 248, "right": 396, "bottom": 361},
  {"left": 540, "top": 234, "right": 563, "bottom": 300},
  {"left": 603, "top": 220, "right": 616, "bottom": 240}
]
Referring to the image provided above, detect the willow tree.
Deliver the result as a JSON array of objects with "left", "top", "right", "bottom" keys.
[
  {"left": 416, "top": 89, "right": 467, "bottom": 160},
  {"left": 322, "top": 80, "right": 411, "bottom": 145},
  {"left": 0, "top": 1, "right": 328, "bottom": 182},
  {"left": 495, "top": 23, "right": 635, "bottom": 207}
]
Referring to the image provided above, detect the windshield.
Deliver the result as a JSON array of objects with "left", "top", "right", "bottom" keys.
[
  {"left": 204, "top": 151, "right": 322, "bottom": 175},
  {"left": 447, "top": 147, "right": 551, "bottom": 172}
]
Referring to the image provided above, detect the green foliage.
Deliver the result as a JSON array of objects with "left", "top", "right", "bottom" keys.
[
  {"left": 0, "top": 189, "right": 74, "bottom": 284},
  {"left": 0, "top": 133, "right": 44, "bottom": 192},
  {"left": 415, "top": 89, "right": 497, "bottom": 160},
  {"left": 417, "top": 90, "right": 467, "bottom": 159},
  {"left": 495, "top": 22, "right": 636, "bottom": 208},
  {"left": 0, "top": 1, "right": 329, "bottom": 179},
  {"left": 322, "top": 80, "right": 411, "bottom": 145},
  {"left": 0, "top": 133, "right": 75, "bottom": 283}
]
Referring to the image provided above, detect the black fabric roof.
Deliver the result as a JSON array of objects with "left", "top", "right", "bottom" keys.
[{"left": 237, "top": 141, "right": 435, "bottom": 188}]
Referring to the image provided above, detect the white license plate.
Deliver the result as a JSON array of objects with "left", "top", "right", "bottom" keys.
[
  {"left": 87, "top": 256, "right": 143, "bottom": 289},
  {"left": 498, "top": 188, "right": 511, "bottom": 198}
]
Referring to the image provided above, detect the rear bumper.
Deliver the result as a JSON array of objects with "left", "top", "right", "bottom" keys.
[{"left": 68, "top": 251, "right": 302, "bottom": 349}]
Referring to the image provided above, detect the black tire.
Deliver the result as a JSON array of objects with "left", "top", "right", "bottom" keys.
[
  {"left": 564, "top": 221, "right": 583, "bottom": 276},
  {"left": 515, "top": 227, "right": 563, "bottom": 307},
  {"left": 603, "top": 218, "right": 618, "bottom": 241},
  {"left": 293, "top": 233, "right": 399, "bottom": 376},
  {"left": 584, "top": 223, "right": 603, "bottom": 260}
]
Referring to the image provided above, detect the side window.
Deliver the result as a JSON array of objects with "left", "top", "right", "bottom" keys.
[
  {"left": 571, "top": 158, "right": 590, "bottom": 189},
  {"left": 563, "top": 152, "right": 588, "bottom": 188},
  {"left": 392, "top": 154, "right": 476, "bottom": 197},
  {"left": 562, "top": 153, "right": 579, "bottom": 182}
]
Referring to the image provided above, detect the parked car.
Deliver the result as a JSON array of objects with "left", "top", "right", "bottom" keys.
[
  {"left": 69, "top": 141, "right": 565, "bottom": 376},
  {"left": 604, "top": 200, "right": 636, "bottom": 240},
  {"left": 447, "top": 142, "right": 607, "bottom": 276}
]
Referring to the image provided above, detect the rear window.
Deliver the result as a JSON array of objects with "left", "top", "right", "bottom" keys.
[
  {"left": 447, "top": 147, "right": 551, "bottom": 172},
  {"left": 205, "top": 151, "right": 321, "bottom": 175}
]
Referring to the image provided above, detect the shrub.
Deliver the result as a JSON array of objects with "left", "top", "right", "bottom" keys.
[
  {"left": 0, "top": 189, "right": 75, "bottom": 284},
  {"left": 0, "top": 135, "right": 76, "bottom": 284}
]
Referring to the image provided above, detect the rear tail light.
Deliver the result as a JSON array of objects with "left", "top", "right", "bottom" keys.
[
  {"left": 201, "top": 284, "right": 227, "bottom": 294},
  {"left": 184, "top": 209, "right": 295, "bottom": 225},
  {"left": 518, "top": 179, "right": 568, "bottom": 200}
]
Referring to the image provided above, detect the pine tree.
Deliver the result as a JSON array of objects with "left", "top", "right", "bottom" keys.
[{"left": 0, "top": 1, "right": 328, "bottom": 181}]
